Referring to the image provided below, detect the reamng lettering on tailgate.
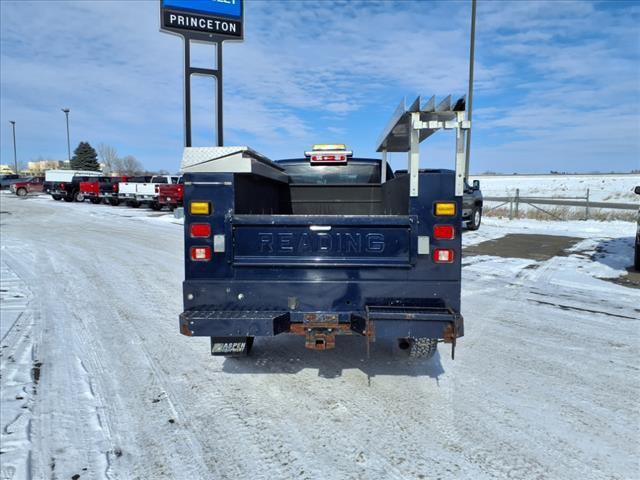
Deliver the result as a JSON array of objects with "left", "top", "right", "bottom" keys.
[{"left": 233, "top": 226, "right": 412, "bottom": 267}]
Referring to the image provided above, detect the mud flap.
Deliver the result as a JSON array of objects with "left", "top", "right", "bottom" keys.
[{"left": 210, "top": 336, "right": 253, "bottom": 357}]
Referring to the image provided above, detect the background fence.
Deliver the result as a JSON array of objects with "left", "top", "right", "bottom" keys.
[{"left": 484, "top": 189, "right": 638, "bottom": 220}]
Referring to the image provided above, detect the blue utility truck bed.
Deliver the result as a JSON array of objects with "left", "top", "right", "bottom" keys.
[{"left": 179, "top": 144, "right": 464, "bottom": 358}]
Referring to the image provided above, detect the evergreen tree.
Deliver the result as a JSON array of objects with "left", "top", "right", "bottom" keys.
[{"left": 70, "top": 142, "right": 100, "bottom": 171}]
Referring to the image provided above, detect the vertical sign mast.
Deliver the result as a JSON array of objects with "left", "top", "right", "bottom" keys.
[{"left": 160, "top": 0, "right": 244, "bottom": 148}]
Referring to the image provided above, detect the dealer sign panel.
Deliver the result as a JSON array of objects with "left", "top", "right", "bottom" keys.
[{"left": 161, "top": 0, "right": 243, "bottom": 40}]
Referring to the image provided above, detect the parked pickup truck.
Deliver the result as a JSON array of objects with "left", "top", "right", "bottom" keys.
[
  {"left": 10, "top": 176, "right": 45, "bottom": 196},
  {"left": 118, "top": 175, "right": 179, "bottom": 209},
  {"left": 80, "top": 176, "right": 128, "bottom": 205},
  {"left": 462, "top": 179, "right": 483, "bottom": 230},
  {"left": 102, "top": 176, "right": 129, "bottom": 206},
  {"left": 80, "top": 177, "right": 110, "bottom": 204},
  {"left": 46, "top": 169, "right": 103, "bottom": 202},
  {"left": 180, "top": 97, "right": 470, "bottom": 358},
  {"left": 157, "top": 177, "right": 184, "bottom": 210}
]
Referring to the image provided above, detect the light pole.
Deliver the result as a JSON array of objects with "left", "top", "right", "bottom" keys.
[
  {"left": 464, "top": 0, "right": 476, "bottom": 180},
  {"left": 9, "top": 121, "right": 18, "bottom": 174},
  {"left": 61, "top": 108, "right": 71, "bottom": 162}
]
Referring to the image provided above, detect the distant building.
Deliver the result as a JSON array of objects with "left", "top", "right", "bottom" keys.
[
  {"left": 26, "top": 160, "right": 74, "bottom": 174},
  {"left": 0, "top": 164, "right": 15, "bottom": 174},
  {"left": 27, "top": 160, "right": 64, "bottom": 174}
]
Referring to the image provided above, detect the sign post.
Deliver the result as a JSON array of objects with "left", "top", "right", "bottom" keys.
[{"left": 160, "top": 0, "right": 244, "bottom": 148}]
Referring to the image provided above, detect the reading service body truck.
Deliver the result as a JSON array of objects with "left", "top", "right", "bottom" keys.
[{"left": 179, "top": 95, "right": 471, "bottom": 359}]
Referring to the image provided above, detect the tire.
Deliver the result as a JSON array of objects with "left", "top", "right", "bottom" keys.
[
  {"left": 74, "top": 191, "right": 85, "bottom": 202},
  {"left": 109, "top": 198, "right": 120, "bottom": 206},
  {"left": 150, "top": 202, "right": 162, "bottom": 211},
  {"left": 52, "top": 194, "right": 62, "bottom": 201},
  {"left": 90, "top": 198, "right": 101, "bottom": 204},
  {"left": 466, "top": 206, "right": 482, "bottom": 231},
  {"left": 399, "top": 337, "right": 438, "bottom": 359},
  {"left": 16, "top": 188, "right": 27, "bottom": 197}
]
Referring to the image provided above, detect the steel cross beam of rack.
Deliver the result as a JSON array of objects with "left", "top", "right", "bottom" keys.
[{"left": 376, "top": 95, "right": 470, "bottom": 197}]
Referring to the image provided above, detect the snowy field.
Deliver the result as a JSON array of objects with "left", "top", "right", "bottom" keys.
[
  {"left": 1, "top": 192, "right": 639, "bottom": 480},
  {"left": 469, "top": 173, "right": 640, "bottom": 203}
]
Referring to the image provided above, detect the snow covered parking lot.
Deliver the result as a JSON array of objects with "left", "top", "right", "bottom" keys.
[{"left": 1, "top": 193, "right": 639, "bottom": 480}]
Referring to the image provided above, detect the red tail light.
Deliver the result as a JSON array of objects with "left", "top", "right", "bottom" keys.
[
  {"left": 433, "top": 225, "right": 455, "bottom": 240},
  {"left": 190, "top": 246, "right": 211, "bottom": 261},
  {"left": 310, "top": 154, "right": 347, "bottom": 163},
  {"left": 113, "top": 183, "right": 118, "bottom": 192},
  {"left": 433, "top": 248, "right": 454, "bottom": 263},
  {"left": 59, "top": 183, "right": 66, "bottom": 190},
  {"left": 190, "top": 223, "right": 211, "bottom": 238},
  {"left": 155, "top": 185, "right": 159, "bottom": 193}
]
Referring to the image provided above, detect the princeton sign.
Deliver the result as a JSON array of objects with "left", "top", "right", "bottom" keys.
[{"left": 161, "top": 0, "right": 243, "bottom": 40}]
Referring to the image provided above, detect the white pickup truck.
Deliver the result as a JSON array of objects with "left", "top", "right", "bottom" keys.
[{"left": 118, "top": 175, "right": 181, "bottom": 209}]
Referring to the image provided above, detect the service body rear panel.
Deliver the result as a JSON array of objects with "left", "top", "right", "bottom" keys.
[{"left": 181, "top": 165, "right": 462, "bottom": 345}]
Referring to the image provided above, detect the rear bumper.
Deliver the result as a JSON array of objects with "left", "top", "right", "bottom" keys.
[
  {"left": 159, "top": 196, "right": 182, "bottom": 205},
  {"left": 179, "top": 306, "right": 463, "bottom": 341}
]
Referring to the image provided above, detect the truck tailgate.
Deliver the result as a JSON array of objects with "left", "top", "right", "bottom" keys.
[{"left": 232, "top": 215, "right": 413, "bottom": 267}]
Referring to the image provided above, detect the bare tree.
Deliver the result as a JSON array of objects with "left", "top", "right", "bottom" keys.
[
  {"left": 120, "top": 155, "right": 144, "bottom": 176},
  {"left": 97, "top": 143, "right": 119, "bottom": 174}
]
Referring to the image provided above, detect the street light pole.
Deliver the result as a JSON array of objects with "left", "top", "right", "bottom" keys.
[
  {"left": 61, "top": 108, "right": 71, "bottom": 162},
  {"left": 9, "top": 121, "right": 18, "bottom": 174},
  {"left": 464, "top": 0, "right": 476, "bottom": 181}
]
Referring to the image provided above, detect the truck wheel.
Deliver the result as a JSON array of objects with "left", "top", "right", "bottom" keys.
[
  {"left": 109, "top": 199, "right": 120, "bottom": 206},
  {"left": 52, "top": 194, "right": 62, "bottom": 201},
  {"left": 90, "top": 198, "right": 101, "bottom": 204},
  {"left": 466, "top": 206, "right": 482, "bottom": 231},
  {"left": 211, "top": 337, "right": 254, "bottom": 357},
  {"left": 74, "top": 191, "right": 85, "bottom": 202},
  {"left": 399, "top": 337, "right": 438, "bottom": 359},
  {"left": 150, "top": 202, "right": 162, "bottom": 211},
  {"left": 16, "top": 188, "right": 27, "bottom": 197}
]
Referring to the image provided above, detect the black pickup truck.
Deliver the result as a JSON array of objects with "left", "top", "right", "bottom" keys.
[
  {"left": 462, "top": 179, "right": 483, "bottom": 230},
  {"left": 47, "top": 171, "right": 102, "bottom": 202}
]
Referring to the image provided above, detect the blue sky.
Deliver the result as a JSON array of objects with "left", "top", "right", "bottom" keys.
[{"left": 1, "top": 0, "right": 639, "bottom": 173}]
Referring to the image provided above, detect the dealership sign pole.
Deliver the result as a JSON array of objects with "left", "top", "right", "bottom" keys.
[{"left": 160, "top": 0, "right": 244, "bottom": 147}]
